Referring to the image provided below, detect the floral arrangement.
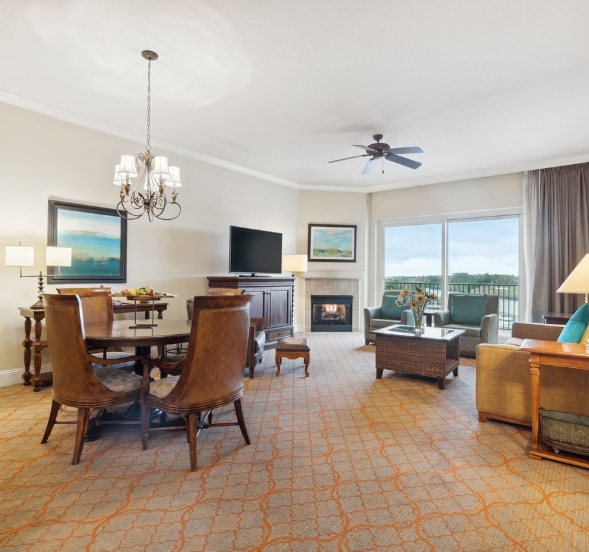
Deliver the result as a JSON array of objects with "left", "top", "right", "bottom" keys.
[{"left": 395, "top": 286, "right": 438, "bottom": 332}]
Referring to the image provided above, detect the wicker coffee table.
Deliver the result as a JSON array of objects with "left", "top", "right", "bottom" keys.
[{"left": 374, "top": 325, "right": 465, "bottom": 390}]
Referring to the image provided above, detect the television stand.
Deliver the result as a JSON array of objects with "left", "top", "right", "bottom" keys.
[{"left": 208, "top": 275, "right": 295, "bottom": 348}]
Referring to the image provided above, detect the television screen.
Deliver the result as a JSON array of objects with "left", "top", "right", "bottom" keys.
[{"left": 229, "top": 226, "right": 283, "bottom": 275}]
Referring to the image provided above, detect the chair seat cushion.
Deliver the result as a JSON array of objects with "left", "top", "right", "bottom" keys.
[
  {"left": 94, "top": 367, "right": 142, "bottom": 393},
  {"left": 276, "top": 337, "right": 310, "bottom": 352},
  {"left": 91, "top": 351, "right": 136, "bottom": 369},
  {"left": 370, "top": 318, "right": 400, "bottom": 330},
  {"left": 254, "top": 330, "right": 266, "bottom": 352},
  {"left": 441, "top": 323, "right": 481, "bottom": 339},
  {"left": 149, "top": 375, "right": 180, "bottom": 399}
]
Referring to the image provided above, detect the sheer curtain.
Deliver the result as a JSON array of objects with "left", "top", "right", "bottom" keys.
[{"left": 523, "top": 163, "right": 589, "bottom": 322}]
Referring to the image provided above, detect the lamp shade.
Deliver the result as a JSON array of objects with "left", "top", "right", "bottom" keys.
[
  {"left": 46, "top": 246, "right": 72, "bottom": 267},
  {"left": 152, "top": 156, "right": 171, "bottom": 179},
  {"left": 5, "top": 245, "right": 34, "bottom": 267},
  {"left": 557, "top": 254, "right": 589, "bottom": 294},
  {"left": 283, "top": 254, "right": 308, "bottom": 273},
  {"left": 165, "top": 166, "right": 182, "bottom": 187},
  {"left": 113, "top": 164, "right": 125, "bottom": 185},
  {"left": 118, "top": 155, "right": 138, "bottom": 178}
]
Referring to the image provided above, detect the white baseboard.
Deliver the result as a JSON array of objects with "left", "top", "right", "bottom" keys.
[{"left": 0, "top": 365, "right": 52, "bottom": 388}]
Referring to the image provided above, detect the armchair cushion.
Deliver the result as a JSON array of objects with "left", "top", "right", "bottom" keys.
[
  {"left": 149, "top": 375, "right": 179, "bottom": 399},
  {"left": 439, "top": 323, "right": 481, "bottom": 339},
  {"left": 557, "top": 303, "right": 589, "bottom": 343},
  {"left": 381, "top": 295, "right": 404, "bottom": 320},
  {"left": 451, "top": 294, "right": 488, "bottom": 325},
  {"left": 94, "top": 367, "right": 142, "bottom": 393}
]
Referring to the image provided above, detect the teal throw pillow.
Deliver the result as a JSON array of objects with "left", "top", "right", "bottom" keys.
[
  {"left": 557, "top": 303, "right": 589, "bottom": 343},
  {"left": 381, "top": 295, "right": 405, "bottom": 320},
  {"left": 450, "top": 294, "right": 488, "bottom": 325}
]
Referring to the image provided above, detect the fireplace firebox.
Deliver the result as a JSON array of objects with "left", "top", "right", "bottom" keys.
[{"left": 311, "top": 295, "right": 353, "bottom": 332}]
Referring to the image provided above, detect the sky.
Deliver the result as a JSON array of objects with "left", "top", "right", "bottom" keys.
[
  {"left": 384, "top": 218, "right": 519, "bottom": 277},
  {"left": 58, "top": 210, "right": 121, "bottom": 239}
]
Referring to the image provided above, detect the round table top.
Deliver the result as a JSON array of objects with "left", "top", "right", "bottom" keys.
[{"left": 85, "top": 319, "right": 191, "bottom": 348}]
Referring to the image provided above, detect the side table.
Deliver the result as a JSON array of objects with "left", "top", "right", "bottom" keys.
[
  {"left": 519, "top": 339, "right": 589, "bottom": 469},
  {"left": 19, "top": 302, "right": 168, "bottom": 391},
  {"left": 543, "top": 312, "right": 571, "bottom": 325}
]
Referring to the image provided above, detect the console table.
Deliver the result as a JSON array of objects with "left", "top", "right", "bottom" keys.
[
  {"left": 519, "top": 339, "right": 589, "bottom": 469},
  {"left": 19, "top": 302, "right": 168, "bottom": 391}
]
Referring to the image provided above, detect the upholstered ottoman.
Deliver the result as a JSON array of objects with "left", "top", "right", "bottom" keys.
[{"left": 275, "top": 337, "right": 310, "bottom": 377}]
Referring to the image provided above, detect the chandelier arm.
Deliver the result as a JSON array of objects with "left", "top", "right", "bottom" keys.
[{"left": 117, "top": 201, "right": 145, "bottom": 220}]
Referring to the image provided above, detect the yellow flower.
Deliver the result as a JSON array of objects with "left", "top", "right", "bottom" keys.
[
  {"left": 395, "top": 300, "right": 402, "bottom": 307},
  {"left": 431, "top": 294, "right": 438, "bottom": 300},
  {"left": 399, "top": 288, "right": 409, "bottom": 298},
  {"left": 410, "top": 301, "right": 418, "bottom": 309},
  {"left": 416, "top": 293, "right": 425, "bottom": 303},
  {"left": 415, "top": 286, "right": 423, "bottom": 293}
]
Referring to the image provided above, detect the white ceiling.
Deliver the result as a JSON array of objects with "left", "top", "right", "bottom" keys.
[{"left": 2, "top": 0, "right": 589, "bottom": 192}]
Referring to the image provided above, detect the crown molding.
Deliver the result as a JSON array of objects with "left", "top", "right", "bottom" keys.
[
  {"left": 0, "top": 90, "right": 302, "bottom": 190},
  {"left": 3, "top": 89, "right": 588, "bottom": 195}
]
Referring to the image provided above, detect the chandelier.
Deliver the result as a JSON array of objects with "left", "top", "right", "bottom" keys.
[{"left": 114, "top": 50, "right": 182, "bottom": 221}]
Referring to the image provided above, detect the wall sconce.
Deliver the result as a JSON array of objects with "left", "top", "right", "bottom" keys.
[{"left": 5, "top": 243, "right": 72, "bottom": 309}]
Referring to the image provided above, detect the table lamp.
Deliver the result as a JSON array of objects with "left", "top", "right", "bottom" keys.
[
  {"left": 5, "top": 243, "right": 72, "bottom": 309},
  {"left": 283, "top": 254, "right": 308, "bottom": 276},
  {"left": 557, "top": 254, "right": 589, "bottom": 303}
]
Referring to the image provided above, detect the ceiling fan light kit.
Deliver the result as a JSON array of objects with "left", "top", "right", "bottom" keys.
[{"left": 329, "top": 134, "right": 423, "bottom": 174}]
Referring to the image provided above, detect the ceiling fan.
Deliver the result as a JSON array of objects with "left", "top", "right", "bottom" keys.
[{"left": 328, "top": 134, "right": 423, "bottom": 174}]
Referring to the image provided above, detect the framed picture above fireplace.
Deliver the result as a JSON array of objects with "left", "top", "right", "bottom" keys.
[{"left": 308, "top": 224, "right": 357, "bottom": 262}]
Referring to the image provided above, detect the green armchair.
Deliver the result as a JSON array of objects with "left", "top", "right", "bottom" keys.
[{"left": 364, "top": 291, "right": 409, "bottom": 345}]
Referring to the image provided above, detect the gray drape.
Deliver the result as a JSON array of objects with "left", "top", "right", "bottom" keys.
[{"left": 524, "top": 163, "right": 589, "bottom": 322}]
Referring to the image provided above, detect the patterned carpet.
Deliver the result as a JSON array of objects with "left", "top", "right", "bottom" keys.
[{"left": 1, "top": 332, "right": 588, "bottom": 551}]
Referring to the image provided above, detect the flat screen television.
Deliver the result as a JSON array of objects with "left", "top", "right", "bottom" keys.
[{"left": 229, "top": 226, "right": 282, "bottom": 275}]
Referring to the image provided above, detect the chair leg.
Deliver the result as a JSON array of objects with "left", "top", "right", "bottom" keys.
[
  {"left": 41, "top": 399, "right": 61, "bottom": 444},
  {"left": 234, "top": 398, "right": 250, "bottom": 445},
  {"left": 187, "top": 413, "right": 198, "bottom": 471},
  {"left": 141, "top": 402, "right": 149, "bottom": 451},
  {"left": 72, "top": 408, "right": 90, "bottom": 465}
]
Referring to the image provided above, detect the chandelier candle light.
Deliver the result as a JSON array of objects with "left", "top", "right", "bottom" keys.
[
  {"left": 115, "top": 51, "right": 183, "bottom": 221},
  {"left": 396, "top": 286, "right": 438, "bottom": 334}
]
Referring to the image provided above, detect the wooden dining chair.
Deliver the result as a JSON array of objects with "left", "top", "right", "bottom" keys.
[
  {"left": 56, "top": 288, "right": 134, "bottom": 367},
  {"left": 140, "top": 295, "right": 253, "bottom": 471},
  {"left": 41, "top": 294, "right": 146, "bottom": 465}
]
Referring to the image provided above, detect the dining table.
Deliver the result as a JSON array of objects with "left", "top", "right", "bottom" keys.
[
  {"left": 83, "top": 319, "right": 192, "bottom": 437},
  {"left": 85, "top": 318, "right": 192, "bottom": 374}
]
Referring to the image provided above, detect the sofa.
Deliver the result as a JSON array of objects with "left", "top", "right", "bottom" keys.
[
  {"left": 476, "top": 322, "right": 589, "bottom": 426},
  {"left": 364, "top": 291, "right": 409, "bottom": 344},
  {"left": 433, "top": 293, "right": 499, "bottom": 357}
]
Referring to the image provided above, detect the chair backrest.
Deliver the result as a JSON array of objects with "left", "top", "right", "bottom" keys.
[
  {"left": 207, "top": 288, "right": 245, "bottom": 296},
  {"left": 447, "top": 293, "right": 499, "bottom": 321},
  {"left": 161, "top": 295, "right": 252, "bottom": 410},
  {"left": 381, "top": 290, "right": 403, "bottom": 304},
  {"left": 43, "top": 294, "right": 114, "bottom": 403},
  {"left": 57, "top": 288, "right": 114, "bottom": 323}
]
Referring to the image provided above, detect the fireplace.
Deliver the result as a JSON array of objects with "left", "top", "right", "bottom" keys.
[{"left": 311, "top": 295, "right": 353, "bottom": 332}]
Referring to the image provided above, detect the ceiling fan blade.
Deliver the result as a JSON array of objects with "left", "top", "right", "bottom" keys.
[
  {"left": 353, "top": 145, "right": 378, "bottom": 153},
  {"left": 362, "top": 158, "right": 378, "bottom": 175},
  {"left": 387, "top": 147, "right": 423, "bottom": 155},
  {"left": 386, "top": 153, "right": 422, "bottom": 170},
  {"left": 328, "top": 154, "right": 371, "bottom": 163}
]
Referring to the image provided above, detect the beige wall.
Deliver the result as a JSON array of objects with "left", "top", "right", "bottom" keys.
[
  {"left": 0, "top": 102, "right": 298, "bottom": 377},
  {"left": 296, "top": 190, "right": 368, "bottom": 330},
  {"left": 368, "top": 174, "right": 523, "bottom": 305}
]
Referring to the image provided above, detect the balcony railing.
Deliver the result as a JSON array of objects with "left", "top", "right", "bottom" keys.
[{"left": 384, "top": 280, "right": 518, "bottom": 330}]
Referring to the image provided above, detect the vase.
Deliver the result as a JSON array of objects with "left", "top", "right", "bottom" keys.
[{"left": 413, "top": 312, "right": 424, "bottom": 334}]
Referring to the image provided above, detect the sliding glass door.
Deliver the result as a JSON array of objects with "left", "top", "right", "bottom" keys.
[
  {"left": 448, "top": 217, "right": 519, "bottom": 329},
  {"left": 383, "top": 223, "right": 443, "bottom": 305},
  {"left": 381, "top": 215, "right": 520, "bottom": 329}
]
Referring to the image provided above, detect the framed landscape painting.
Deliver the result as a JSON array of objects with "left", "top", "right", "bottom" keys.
[
  {"left": 47, "top": 200, "right": 127, "bottom": 284},
  {"left": 308, "top": 224, "right": 357, "bottom": 262}
]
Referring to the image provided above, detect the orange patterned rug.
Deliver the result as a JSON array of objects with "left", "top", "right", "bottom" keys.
[{"left": 1, "top": 332, "right": 588, "bottom": 551}]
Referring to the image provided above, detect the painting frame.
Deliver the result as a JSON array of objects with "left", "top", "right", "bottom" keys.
[
  {"left": 308, "top": 224, "right": 357, "bottom": 263},
  {"left": 47, "top": 200, "right": 127, "bottom": 284}
]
